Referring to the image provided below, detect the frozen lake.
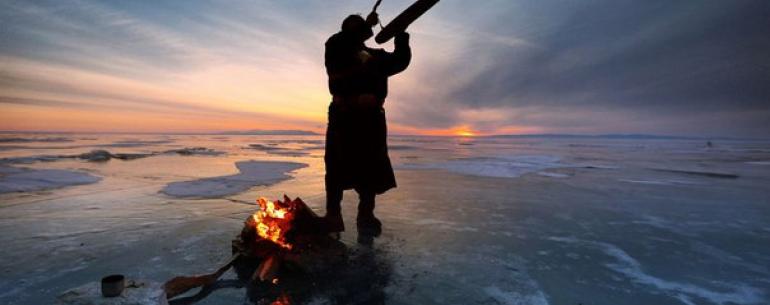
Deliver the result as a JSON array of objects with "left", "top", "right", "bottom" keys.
[{"left": 1, "top": 133, "right": 769, "bottom": 304}]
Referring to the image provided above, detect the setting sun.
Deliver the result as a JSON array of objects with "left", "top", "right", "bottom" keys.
[
  {"left": 453, "top": 125, "right": 477, "bottom": 137},
  {"left": 456, "top": 130, "right": 476, "bottom": 137}
]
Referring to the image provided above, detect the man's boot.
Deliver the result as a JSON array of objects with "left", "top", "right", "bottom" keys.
[
  {"left": 324, "top": 189, "right": 344, "bottom": 233},
  {"left": 356, "top": 192, "right": 381, "bottom": 237}
]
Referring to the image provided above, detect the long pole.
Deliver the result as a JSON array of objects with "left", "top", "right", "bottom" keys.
[
  {"left": 375, "top": 0, "right": 440, "bottom": 44},
  {"left": 372, "top": 0, "right": 383, "bottom": 13}
]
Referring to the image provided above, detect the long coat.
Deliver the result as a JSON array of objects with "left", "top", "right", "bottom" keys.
[{"left": 324, "top": 31, "right": 411, "bottom": 194}]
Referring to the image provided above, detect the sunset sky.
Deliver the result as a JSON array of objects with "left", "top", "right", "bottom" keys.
[{"left": 1, "top": 0, "right": 768, "bottom": 137}]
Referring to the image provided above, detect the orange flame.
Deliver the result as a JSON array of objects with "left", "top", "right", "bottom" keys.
[{"left": 253, "top": 197, "right": 296, "bottom": 250}]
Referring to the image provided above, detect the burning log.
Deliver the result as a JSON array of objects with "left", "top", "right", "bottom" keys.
[
  {"left": 158, "top": 195, "right": 345, "bottom": 304},
  {"left": 252, "top": 197, "right": 296, "bottom": 250},
  {"left": 269, "top": 294, "right": 292, "bottom": 305},
  {"left": 254, "top": 255, "right": 281, "bottom": 283},
  {"left": 232, "top": 195, "right": 347, "bottom": 285}
]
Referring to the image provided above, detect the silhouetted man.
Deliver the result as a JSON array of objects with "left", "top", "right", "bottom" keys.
[{"left": 324, "top": 12, "right": 411, "bottom": 236}]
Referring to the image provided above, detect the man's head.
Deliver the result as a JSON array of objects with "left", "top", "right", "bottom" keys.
[{"left": 341, "top": 14, "right": 375, "bottom": 42}]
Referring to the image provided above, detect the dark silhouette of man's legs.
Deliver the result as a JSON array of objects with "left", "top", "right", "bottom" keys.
[
  {"left": 357, "top": 190, "right": 375, "bottom": 219},
  {"left": 325, "top": 176, "right": 344, "bottom": 232},
  {"left": 356, "top": 188, "right": 382, "bottom": 236},
  {"left": 326, "top": 187, "right": 343, "bottom": 216}
]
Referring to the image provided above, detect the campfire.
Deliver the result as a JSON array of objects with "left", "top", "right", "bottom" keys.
[
  {"left": 233, "top": 195, "right": 346, "bottom": 280},
  {"left": 252, "top": 197, "right": 298, "bottom": 250},
  {"left": 163, "top": 195, "right": 346, "bottom": 304}
]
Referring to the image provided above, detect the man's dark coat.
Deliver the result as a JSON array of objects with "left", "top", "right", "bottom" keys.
[{"left": 324, "top": 31, "right": 411, "bottom": 194}]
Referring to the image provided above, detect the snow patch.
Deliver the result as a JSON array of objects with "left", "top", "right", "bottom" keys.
[
  {"left": 537, "top": 171, "right": 570, "bottom": 178},
  {"left": 161, "top": 160, "right": 306, "bottom": 198},
  {"left": 0, "top": 165, "right": 101, "bottom": 193}
]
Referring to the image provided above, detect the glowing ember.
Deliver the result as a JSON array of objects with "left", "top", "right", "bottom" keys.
[
  {"left": 270, "top": 294, "right": 291, "bottom": 305},
  {"left": 252, "top": 196, "right": 297, "bottom": 250}
]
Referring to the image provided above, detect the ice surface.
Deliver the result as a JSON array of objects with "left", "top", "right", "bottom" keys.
[
  {"left": 161, "top": 160, "right": 307, "bottom": 198},
  {"left": 484, "top": 286, "right": 549, "bottom": 305},
  {"left": 103, "top": 139, "right": 175, "bottom": 147},
  {"left": 652, "top": 168, "right": 739, "bottom": 179},
  {"left": 619, "top": 178, "right": 704, "bottom": 185},
  {"left": 244, "top": 144, "right": 311, "bottom": 157},
  {"left": 56, "top": 279, "right": 167, "bottom": 305},
  {"left": 549, "top": 236, "right": 765, "bottom": 305},
  {"left": 1, "top": 148, "right": 223, "bottom": 164},
  {"left": 164, "top": 147, "right": 224, "bottom": 156},
  {"left": 387, "top": 144, "right": 419, "bottom": 150},
  {"left": 0, "top": 165, "right": 101, "bottom": 193},
  {"left": 405, "top": 155, "right": 564, "bottom": 178},
  {"left": 746, "top": 161, "right": 770, "bottom": 165},
  {"left": 537, "top": 171, "right": 570, "bottom": 178},
  {"left": 0, "top": 136, "right": 72, "bottom": 143},
  {"left": 1, "top": 134, "right": 769, "bottom": 305}
]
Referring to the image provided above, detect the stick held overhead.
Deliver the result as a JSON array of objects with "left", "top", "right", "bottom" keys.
[
  {"left": 375, "top": 0, "right": 440, "bottom": 44},
  {"left": 372, "top": 0, "right": 383, "bottom": 13}
]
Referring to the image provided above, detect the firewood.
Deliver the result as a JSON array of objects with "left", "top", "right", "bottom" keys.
[
  {"left": 253, "top": 254, "right": 281, "bottom": 283},
  {"left": 233, "top": 195, "right": 346, "bottom": 282}
]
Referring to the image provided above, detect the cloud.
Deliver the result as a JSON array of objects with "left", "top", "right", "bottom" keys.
[
  {"left": 1, "top": 0, "right": 768, "bottom": 136},
  {"left": 391, "top": 0, "right": 770, "bottom": 136}
]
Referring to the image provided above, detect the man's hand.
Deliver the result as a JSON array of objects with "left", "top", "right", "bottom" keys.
[{"left": 366, "top": 12, "right": 379, "bottom": 27}]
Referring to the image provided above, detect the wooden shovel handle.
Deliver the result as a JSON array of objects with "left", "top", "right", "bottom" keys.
[{"left": 163, "top": 253, "right": 240, "bottom": 299}]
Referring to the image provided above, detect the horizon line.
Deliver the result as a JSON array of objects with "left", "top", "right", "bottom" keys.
[{"left": 0, "top": 130, "right": 767, "bottom": 141}]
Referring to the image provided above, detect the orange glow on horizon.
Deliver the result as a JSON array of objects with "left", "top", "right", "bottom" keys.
[
  {"left": 388, "top": 123, "right": 545, "bottom": 137},
  {"left": 455, "top": 129, "right": 476, "bottom": 137},
  {"left": 0, "top": 57, "right": 547, "bottom": 135},
  {"left": 391, "top": 125, "right": 480, "bottom": 137}
]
